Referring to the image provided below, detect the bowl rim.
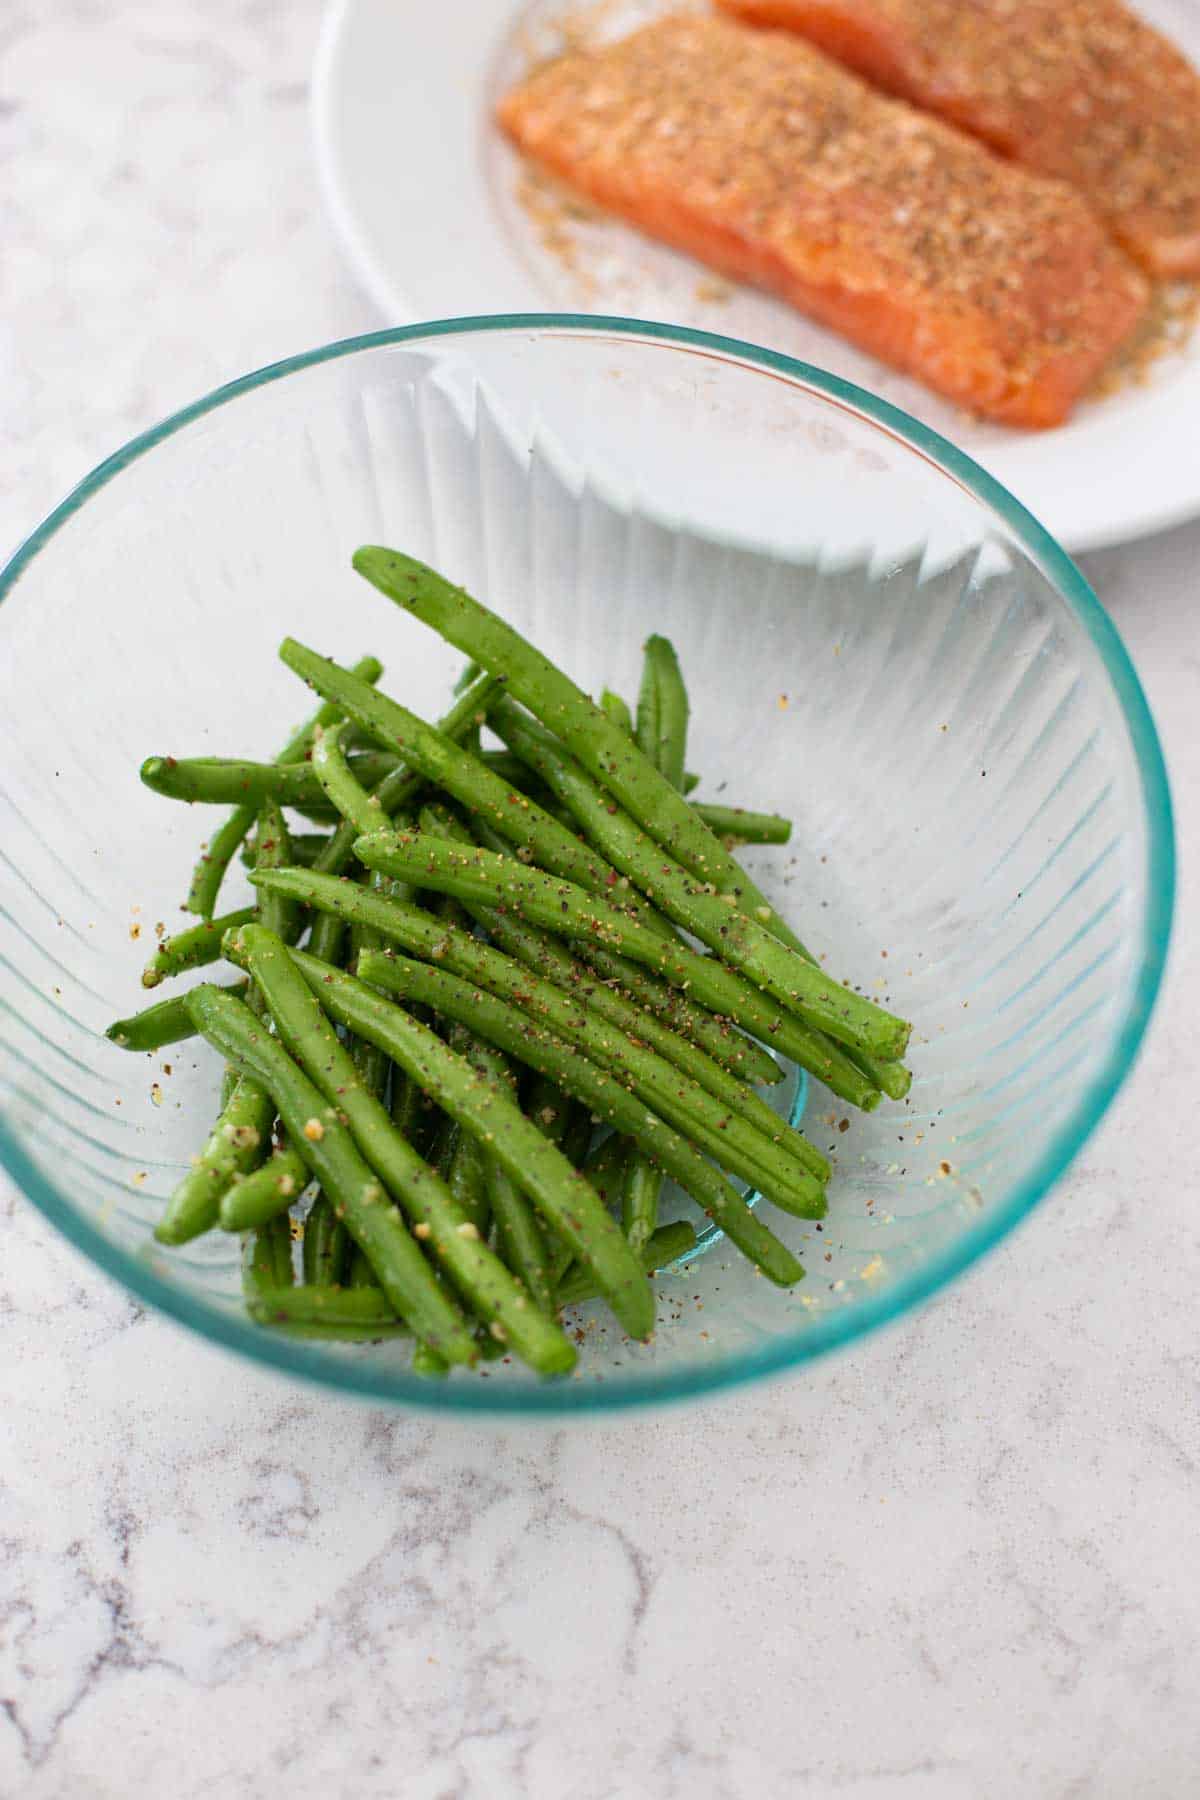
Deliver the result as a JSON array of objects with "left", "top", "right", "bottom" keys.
[{"left": 0, "top": 313, "right": 1175, "bottom": 1415}]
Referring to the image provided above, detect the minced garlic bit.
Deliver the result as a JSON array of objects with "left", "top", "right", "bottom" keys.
[
  {"left": 225, "top": 1123, "right": 260, "bottom": 1149},
  {"left": 150, "top": 1083, "right": 163, "bottom": 1107},
  {"left": 456, "top": 1221, "right": 481, "bottom": 1240},
  {"left": 277, "top": 1174, "right": 297, "bottom": 1198},
  {"left": 414, "top": 1222, "right": 433, "bottom": 1240},
  {"left": 303, "top": 1117, "right": 325, "bottom": 1142}
]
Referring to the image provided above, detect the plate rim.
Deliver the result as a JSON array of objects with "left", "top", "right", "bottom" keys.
[{"left": 311, "top": 0, "right": 1200, "bottom": 555}]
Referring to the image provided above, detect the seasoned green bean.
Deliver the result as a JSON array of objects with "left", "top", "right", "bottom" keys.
[
  {"left": 351, "top": 834, "right": 886, "bottom": 1099},
  {"left": 557, "top": 1221, "right": 697, "bottom": 1307},
  {"left": 247, "top": 1284, "right": 412, "bottom": 1336},
  {"left": 574, "top": 940, "right": 780, "bottom": 1086},
  {"left": 467, "top": 905, "right": 828, "bottom": 1182},
  {"left": 243, "top": 1214, "right": 295, "bottom": 1304},
  {"left": 106, "top": 980, "right": 249, "bottom": 1051},
  {"left": 187, "top": 805, "right": 256, "bottom": 922},
  {"left": 141, "top": 907, "right": 256, "bottom": 990},
  {"left": 284, "top": 950, "right": 658, "bottom": 1335},
  {"left": 184, "top": 983, "right": 478, "bottom": 1366},
  {"left": 621, "top": 1143, "right": 663, "bottom": 1253},
  {"left": 636, "top": 635, "right": 689, "bottom": 793},
  {"left": 220, "top": 1141, "right": 310, "bottom": 1231},
  {"left": 600, "top": 689, "right": 634, "bottom": 735},
  {"left": 155, "top": 1071, "right": 274, "bottom": 1244},
  {"left": 222, "top": 924, "right": 577, "bottom": 1371},
  {"left": 280, "top": 640, "right": 665, "bottom": 914},
  {"left": 252, "top": 798, "right": 302, "bottom": 946},
  {"left": 242, "top": 831, "right": 329, "bottom": 869},
  {"left": 340, "top": 951, "right": 804, "bottom": 1288},
  {"left": 350, "top": 550, "right": 802, "bottom": 942},
  {"left": 184, "top": 654, "right": 384, "bottom": 919},
  {"left": 302, "top": 1192, "right": 350, "bottom": 1286},
  {"left": 309, "top": 669, "right": 502, "bottom": 877},
  {"left": 254, "top": 868, "right": 827, "bottom": 1208},
  {"left": 141, "top": 750, "right": 401, "bottom": 809},
  {"left": 491, "top": 701, "right": 906, "bottom": 1060},
  {"left": 692, "top": 804, "right": 792, "bottom": 845}
]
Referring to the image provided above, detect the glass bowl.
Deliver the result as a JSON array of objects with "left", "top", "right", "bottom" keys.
[{"left": 0, "top": 317, "right": 1173, "bottom": 1415}]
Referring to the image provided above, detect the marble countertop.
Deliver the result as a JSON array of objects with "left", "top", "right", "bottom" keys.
[{"left": 3, "top": 5, "right": 1198, "bottom": 1796}]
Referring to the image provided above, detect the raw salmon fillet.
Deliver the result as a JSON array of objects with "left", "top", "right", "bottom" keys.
[
  {"left": 498, "top": 16, "right": 1147, "bottom": 427},
  {"left": 717, "top": 0, "right": 1200, "bottom": 277}
]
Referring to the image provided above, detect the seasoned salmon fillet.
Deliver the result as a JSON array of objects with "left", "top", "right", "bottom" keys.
[
  {"left": 498, "top": 16, "right": 1147, "bottom": 427},
  {"left": 716, "top": 0, "right": 1200, "bottom": 277}
]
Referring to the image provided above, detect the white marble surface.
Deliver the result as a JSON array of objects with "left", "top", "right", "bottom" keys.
[{"left": 3, "top": 5, "right": 1199, "bottom": 1796}]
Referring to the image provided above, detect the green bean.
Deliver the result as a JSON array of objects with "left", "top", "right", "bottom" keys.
[
  {"left": 600, "top": 690, "right": 634, "bottom": 734},
  {"left": 454, "top": 658, "right": 483, "bottom": 694},
  {"left": 253, "top": 798, "right": 302, "bottom": 945},
  {"left": 574, "top": 940, "right": 780, "bottom": 1086},
  {"left": 183, "top": 983, "right": 478, "bottom": 1366},
  {"left": 187, "top": 805, "right": 257, "bottom": 921},
  {"left": 140, "top": 750, "right": 401, "bottom": 809},
  {"left": 486, "top": 1159, "right": 555, "bottom": 1314},
  {"left": 243, "top": 1214, "right": 295, "bottom": 1304},
  {"left": 491, "top": 701, "right": 906, "bottom": 1060},
  {"left": 140, "top": 907, "right": 256, "bottom": 990},
  {"left": 562, "top": 1103, "right": 594, "bottom": 1170},
  {"left": 621, "top": 1142, "right": 663, "bottom": 1253},
  {"left": 302, "top": 1192, "right": 350, "bottom": 1286},
  {"left": 682, "top": 772, "right": 700, "bottom": 795},
  {"left": 455, "top": 1036, "right": 557, "bottom": 1317},
  {"left": 350, "top": 549, "right": 800, "bottom": 937},
  {"left": 247, "top": 1284, "right": 412, "bottom": 1336},
  {"left": 307, "top": 725, "right": 396, "bottom": 1083},
  {"left": 475, "top": 749, "right": 537, "bottom": 788},
  {"left": 155, "top": 1071, "right": 274, "bottom": 1244},
  {"left": 221, "top": 925, "right": 577, "bottom": 1371},
  {"left": 636, "top": 634, "right": 689, "bottom": 792},
  {"left": 349, "top": 1246, "right": 377, "bottom": 1287},
  {"left": 582, "top": 1132, "right": 627, "bottom": 1210},
  {"left": 557, "top": 1221, "right": 697, "bottom": 1307},
  {"left": 445, "top": 1125, "right": 490, "bottom": 1236},
  {"left": 311, "top": 721, "right": 384, "bottom": 835},
  {"left": 242, "top": 831, "right": 329, "bottom": 869},
  {"left": 524, "top": 1072, "right": 578, "bottom": 1284},
  {"left": 456, "top": 1040, "right": 556, "bottom": 1315},
  {"left": 362, "top": 552, "right": 909, "bottom": 1095},
  {"left": 467, "top": 904, "right": 829, "bottom": 1182},
  {"left": 220, "top": 1141, "right": 310, "bottom": 1231},
  {"left": 184, "top": 655, "right": 384, "bottom": 919},
  {"left": 351, "top": 834, "right": 885, "bottom": 1100},
  {"left": 412, "top": 1343, "right": 451, "bottom": 1379},
  {"left": 456, "top": 812, "right": 872, "bottom": 1108},
  {"left": 284, "top": 950, "right": 658, "bottom": 1336},
  {"left": 106, "top": 980, "right": 249, "bottom": 1051},
  {"left": 309, "top": 669, "right": 502, "bottom": 875},
  {"left": 341, "top": 951, "right": 804, "bottom": 1288},
  {"left": 604, "top": 657, "right": 678, "bottom": 1258},
  {"left": 254, "top": 868, "right": 826, "bottom": 1208},
  {"left": 692, "top": 804, "right": 792, "bottom": 845},
  {"left": 279, "top": 640, "right": 666, "bottom": 915}
]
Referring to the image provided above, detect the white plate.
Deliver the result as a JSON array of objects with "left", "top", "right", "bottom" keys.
[{"left": 313, "top": 0, "right": 1200, "bottom": 553}]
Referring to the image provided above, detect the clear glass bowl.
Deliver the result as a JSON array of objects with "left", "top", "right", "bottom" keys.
[{"left": 0, "top": 317, "right": 1173, "bottom": 1415}]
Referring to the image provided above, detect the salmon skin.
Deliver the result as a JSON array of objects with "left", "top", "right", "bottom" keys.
[
  {"left": 498, "top": 15, "right": 1147, "bottom": 427},
  {"left": 717, "top": 0, "right": 1200, "bottom": 278}
]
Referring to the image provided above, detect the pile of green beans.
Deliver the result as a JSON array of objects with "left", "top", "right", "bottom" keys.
[{"left": 109, "top": 549, "right": 913, "bottom": 1381}]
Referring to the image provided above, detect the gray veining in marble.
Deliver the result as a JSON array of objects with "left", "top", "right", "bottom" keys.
[{"left": 3, "top": 4, "right": 1199, "bottom": 1796}]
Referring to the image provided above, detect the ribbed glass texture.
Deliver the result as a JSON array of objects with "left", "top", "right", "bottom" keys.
[{"left": 0, "top": 319, "right": 1172, "bottom": 1414}]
